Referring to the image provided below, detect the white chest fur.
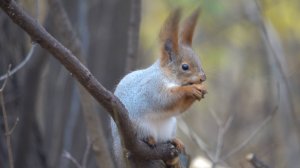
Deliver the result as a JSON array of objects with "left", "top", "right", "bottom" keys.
[
  {"left": 164, "top": 79, "right": 180, "bottom": 89},
  {"left": 136, "top": 115, "right": 177, "bottom": 142}
]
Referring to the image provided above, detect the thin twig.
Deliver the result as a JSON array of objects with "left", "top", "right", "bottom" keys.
[
  {"left": 209, "top": 109, "right": 222, "bottom": 127},
  {"left": 0, "top": 43, "right": 37, "bottom": 81},
  {"left": 0, "top": 65, "right": 11, "bottom": 90},
  {"left": 177, "top": 119, "right": 214, "bottom": 161},
  {"left": 82, "top": 136, "right": 91, "bottom": 168},
  {"left": 62, "top": 151, "right": 82, "bottom": 168},
  {"left": 62, "top": 137, "right": 92, "bottom": 168},
  {"left": 253, "top": 0, "right": 300, "bottom": 141},
  {"left": 248, "top": 1, "right": 300, "bottom": 165},
  {"left": 222, "top": 105, "right": 278, "bottom": 160},
  {"left": 5, "top": 117, "right": 19, "bottom": 136},
  {"left": 221, "top": 82, "right": 280, "bottom": 161},
  {"left": 0, "top": 65, "right": 14, "bottom": 168},
  {"left": 246, "top": 153, "right": 269, "bottom": 168},
  {"left": 213, "top": 115, "right": 233, "bottom": 167}
]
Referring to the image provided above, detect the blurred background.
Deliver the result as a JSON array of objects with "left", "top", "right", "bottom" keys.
[{"left": 1, "top": 0, "right": 300, "bottom": 167}]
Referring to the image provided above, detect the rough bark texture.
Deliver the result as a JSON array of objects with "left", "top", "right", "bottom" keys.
[{"left": 0, "top": 0, "right": 183, "bottom": 167}]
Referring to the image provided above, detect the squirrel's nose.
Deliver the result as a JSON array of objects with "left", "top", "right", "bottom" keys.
[{"left": 200, "top": 73, "right": 206, "bottom": 82}]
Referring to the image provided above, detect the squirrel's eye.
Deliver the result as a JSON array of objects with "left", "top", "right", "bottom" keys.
[{"left": 181, "top": 64, "right": 189, "bottom": 71}]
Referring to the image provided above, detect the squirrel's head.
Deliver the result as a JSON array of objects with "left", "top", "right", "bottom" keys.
[{"left": 159, "top": 8, "right": 206, "bottom": 86}]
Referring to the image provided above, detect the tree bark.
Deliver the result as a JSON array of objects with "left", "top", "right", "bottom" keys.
[{"left": 0, "top": 0, "right": 182, "bottom": 167}]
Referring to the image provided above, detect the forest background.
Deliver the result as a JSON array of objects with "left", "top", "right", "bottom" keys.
[{"left": 1, "top": 0, "right": 300, "bottom": 167}]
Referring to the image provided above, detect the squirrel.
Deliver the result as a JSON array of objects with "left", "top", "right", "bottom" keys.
[{"left": 111, "top": 8, "right": 207, "bottom": 167}]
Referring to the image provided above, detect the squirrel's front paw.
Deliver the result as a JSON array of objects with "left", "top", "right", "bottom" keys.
[
  {"left": 169, "top": 138, "right": 185, "bottom": 153},
  {"left": 187, "top": 84, "right": 207, "bottom": 100}
]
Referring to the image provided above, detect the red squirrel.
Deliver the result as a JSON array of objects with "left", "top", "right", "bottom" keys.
[{"left": 112, "top": 8, "right": 207, "bottom": 167}]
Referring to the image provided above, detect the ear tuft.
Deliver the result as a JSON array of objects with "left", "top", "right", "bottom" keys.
[
  {"left": 159, "top": 8, "right": 181, "bottom": 64},
  {"left": 181, "top": 7, "right": 201, "bottom": 46}
]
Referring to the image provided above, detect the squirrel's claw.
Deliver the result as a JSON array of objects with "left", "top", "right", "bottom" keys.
[
  {"left": 164, "top": 138, "right": 185, "bottom": 168},
  {"left": 193, "top": 89, "right": 203, "bottom": 100},
  {"left": 189, "top": 84, "right": 207, "bottom": 100},
  {"left": 143, "top": 136, "right": 156, "bottom": 148},
  {"left": 170, "top": 138, "right": 185, "bottom": 153}
]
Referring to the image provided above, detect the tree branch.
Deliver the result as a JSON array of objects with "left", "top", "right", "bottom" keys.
[
  {"left": 246, "top": 153, "right": 269, "bottom": 168},
  {"left": 0, "top": 0, "right": 178, "bottom": 163},
  {"left": 0, "top": 43, "right": 36, "bottom": 81},
  {"left": 5, "top": 117, "right": 19, "bottom": 136},
  {"left": 213, "top": 114, "right": 233, "bottom": 167},
  {"left": 177, "top": 119, "right": 214, "bottom": 161},
  {"left": 82, "top": 136, "right": 91, "bottom": 168},
  {"left": 222, "top": 105, "right": 278, "bottom": 160},
  {"left": 62, "top": 151, "right": 82, "bottom": 168},
  {"left": 0, "top": 65, "right": 15, "bottom": 168}
]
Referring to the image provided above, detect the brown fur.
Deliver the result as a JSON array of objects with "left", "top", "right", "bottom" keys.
[
  {"left": 158, "top": 8, "right": 206, "bottom": 114},
  {"left": 181, "top": 8, "right": 201, "bottom": 45},
  {"left": 148, "top": 8, "right": 206, "bottom": 167},
  {"left": 113, "top": 8, "right": 206, "bottom": 167},
  {"left": 159, "top": 8, "right": 205, "bottom": 87},
  {"left": 159, "top": 8, "right": 205, "bottom": 168},
  {"left": 160, "top": 8, "right": 181, "bottom": 67},
  {"left": 166, "top": 84, "right": 206, "bottom": 113}
]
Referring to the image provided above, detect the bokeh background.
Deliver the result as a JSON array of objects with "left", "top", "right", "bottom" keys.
[{"left": 1, "top": 0, "right": 300, "bottom": 167}]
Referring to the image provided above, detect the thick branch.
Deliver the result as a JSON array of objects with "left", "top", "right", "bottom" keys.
[{"left": 0, "top": 0, "right": 177, "bottom": 161}]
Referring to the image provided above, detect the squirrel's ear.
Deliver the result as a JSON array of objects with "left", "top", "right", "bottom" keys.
[
  {"left": 181, "top": 8, "right": 201, "bottom": 46},
  {"left": 159, "top": 8, "right": 181, "bottom": 64}
]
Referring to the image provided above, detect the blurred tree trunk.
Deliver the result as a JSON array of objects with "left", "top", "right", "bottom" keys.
[
  {"left": 0, "top": 8, "right": 27, "bottom": 168},
  {"left": 0, "top": 2, "right": 49, "bottom": 167},
  {"left": 40, "top": 0, "right": 141, "bottom": 167},
  {"left": 86, "top": 0, "right": 135, "bottom": 143},
  {"left": 1, "top": 0, "right": 141, "bottom": 168}
]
